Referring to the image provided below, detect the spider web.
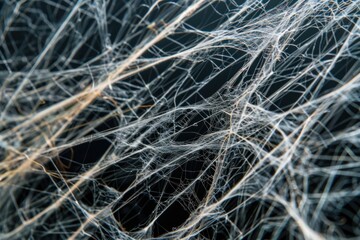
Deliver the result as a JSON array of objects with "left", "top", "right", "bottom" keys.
[{"left": 0, "top": 0, "right": 360, "bottom": 239}]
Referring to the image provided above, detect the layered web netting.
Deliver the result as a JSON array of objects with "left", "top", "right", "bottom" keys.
[{"left": 0, "top": 0, "right": 360, "bottom": 239}]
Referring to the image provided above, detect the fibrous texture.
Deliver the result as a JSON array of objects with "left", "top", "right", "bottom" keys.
[{"left": 0, "top": 0, "right": 360, "bottom": 239}]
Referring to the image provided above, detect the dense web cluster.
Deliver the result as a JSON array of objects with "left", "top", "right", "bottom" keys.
[{"left": 0, "top": 0, "right": 360, "bottom": 239}]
